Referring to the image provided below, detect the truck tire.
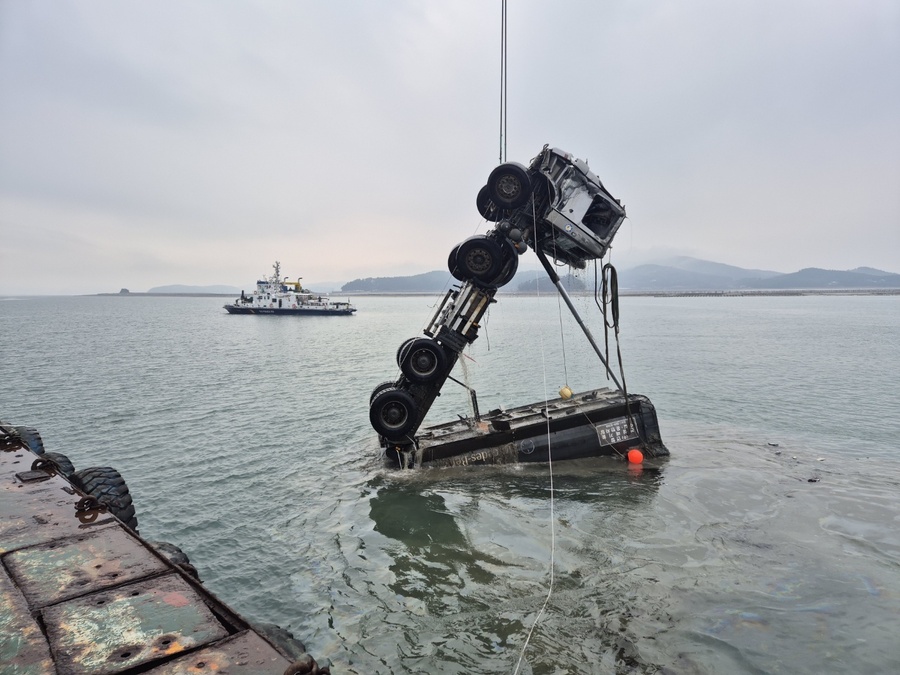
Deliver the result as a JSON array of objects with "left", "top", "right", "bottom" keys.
[
  {"left": 396, "top": 338, "right": 417, "bottom": 368},
  {"left": 370, "top": 388, "right": 418, "bottom": 441},
  {"left": 456, "top": 236, "right": 503, "bottom": 284},
  {"left": 370, "top": 380, "right": 397, "bottom": 404},
  {"left": 487, "top": 162, "right": 532, "bottom": 209},
  {"left": 400, "top": 338, "right": 446, "bottom": 384},
  {"left": 476, "top": 185, "right": 501, "bottom": 221}
]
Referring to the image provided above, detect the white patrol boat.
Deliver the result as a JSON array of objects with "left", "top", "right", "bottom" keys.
[{"left": 224, "top": 262, "right": 356, "bottom": 316}]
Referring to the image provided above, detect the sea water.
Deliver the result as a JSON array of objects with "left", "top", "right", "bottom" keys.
[{"left": 1, "top": 293, "right": 898, "bottom": 673}]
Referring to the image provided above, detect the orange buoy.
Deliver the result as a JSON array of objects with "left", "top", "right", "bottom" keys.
[{"left": 627, "top": 448, "right": 644, "bottom": 464}]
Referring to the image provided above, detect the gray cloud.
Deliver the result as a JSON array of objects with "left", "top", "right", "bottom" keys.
[{"left": 1, "top": 0, "right": 897, "bottom": 294}]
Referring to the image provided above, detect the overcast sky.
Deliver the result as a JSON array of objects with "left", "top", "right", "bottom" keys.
[{"left": 1, "top": 1, "right": 898, "bottom": 294}]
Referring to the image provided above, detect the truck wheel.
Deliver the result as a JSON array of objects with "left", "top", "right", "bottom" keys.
[
  {"left": 448, "top": 244, "right": 465, "bottom": 282},
  {"left": 456, "top": 236, "right": 502, "bottom": 284},
  {"left": 476, "top": 185, "right": 501, "bottom": 221},
  {"left": 401, "top": 338, "right": 446, "bottom": 384},
  {"left": 488, "top": 162, "right": 532, "bottom": 209},
  {"left": 370, "top": 380, "right": 397, "bottom": 404},
  {"left": 396, "top": 338, "right": 417, "bottom": 368},
  {"left": 370, "top": 388, "right": 418, "bottom": 440},
  {"left": 490, "top": 241, "right": 520, "bottom": 288},
  {"left": 71, "top": 467, "right": 139, "bottom": 532}
]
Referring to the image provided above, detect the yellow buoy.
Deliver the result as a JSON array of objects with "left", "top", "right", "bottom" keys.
[{"left": 559, "top": 386, "right": 573, "bottom": 400}]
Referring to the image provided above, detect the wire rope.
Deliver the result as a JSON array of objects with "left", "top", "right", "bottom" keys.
[
  {"left": 499, "top": 0, "right": 507, "bottom": 163},
  {"left": 513, "top": 279, "right": 557, "bottom": 675}
]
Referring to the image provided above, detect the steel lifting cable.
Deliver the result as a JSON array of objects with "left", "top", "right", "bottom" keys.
[
  {"left": 496, "top": 4, "right": 560, "bottom": 669},
  {"left": 499, "top": 0, "right": 507, "bottom": 164}
]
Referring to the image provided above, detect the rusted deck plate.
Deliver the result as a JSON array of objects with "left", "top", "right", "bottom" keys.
[
  {"left": 42, "top": 572, "right": 229, "bottom": 675},
  {"left": 145, "top": 631, "right": 292, "bottom": 674},
  {"left": 0, "top": 451, "right": 114, "bottom": 554},
  {"left": 5, "top": 526, "right": 168, "bottom": 608},
  {"left": 0, "top": 565, "right": 55, "bottom": 674},
  {"left": 0, "top": 439, "right": 321, "bottom": 674}
]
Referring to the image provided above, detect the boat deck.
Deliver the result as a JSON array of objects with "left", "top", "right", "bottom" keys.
[{"left": 0, "top": 436, "right": 321, "bottom": 674}]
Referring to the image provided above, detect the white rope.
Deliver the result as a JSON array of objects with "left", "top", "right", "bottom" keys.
[{"left": 513, "top": 218, "right": 557, "bottom": 674}]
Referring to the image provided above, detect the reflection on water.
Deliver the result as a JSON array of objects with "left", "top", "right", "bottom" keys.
[{"left": 358, "top": 462, "right": 670, "bottom": 672}]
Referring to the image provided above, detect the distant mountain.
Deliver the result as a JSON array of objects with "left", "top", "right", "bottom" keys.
[
  {"left": 656, "top": 256, "right": 781, "bottom": 280},
  {"left": 301, "top": 280, "right": 345, "bottom": 293},
  {"left": 147, "top": 284, "right": 241, "bottom": 294},
  {"left": 749, "top": 268, "right": 900, "bottom": 289},
  {"left": 330, "top": 258, "right": 900, "bottom": 294},
  {"left": 617, "top": 258, "right": 900, "bottom": 291},
  {"left": 514, "top": 270, "right": 587, "bottom": 293},
  {"left": 850, "top": 267, "right": 893, "bottom": 276},
  {"left": 618, "top": 264, "right": 729, "bottom": 291},
  {"left": 342, "top": 270, "right": 453, "bottom": 293}
]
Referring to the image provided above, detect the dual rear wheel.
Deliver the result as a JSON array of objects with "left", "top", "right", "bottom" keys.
[
  {"left": 449, "top": 236, "right": 519, "bottom": 288},
  {"left": 369, "top": 387, "right": 418, "bottom": 441}
]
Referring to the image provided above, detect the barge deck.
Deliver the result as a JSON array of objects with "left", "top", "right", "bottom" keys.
[{"left": 1, "top": 426, "right": 327, "bottom": 674}]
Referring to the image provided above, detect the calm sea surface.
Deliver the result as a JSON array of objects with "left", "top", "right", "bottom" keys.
[{"left": 2, "top": 293, "right": 899, "bottom": 673}]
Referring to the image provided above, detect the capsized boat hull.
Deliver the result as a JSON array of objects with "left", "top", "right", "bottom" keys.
[{"left": 389, "top": 388, "right": 668, "bottom": 468}]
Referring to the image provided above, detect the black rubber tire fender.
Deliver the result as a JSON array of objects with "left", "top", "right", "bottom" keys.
[
  {"left": 71, "top": 466, "right": 139, "bottom": 532},
  {"left": 148, "top": 540, "right": 200, "bottom": 578},
  {"left": 254, "top": 622, "right": 308, "bottom": 661},
  {"left": 148, "top": 540, "right": 191, "bottom": 566},
  {"left": 39, "top": 452, "right": 76, "bottom": 478},
  {"left": 487, "top": 162, "right": 532, "bottom": 209},
  {"left": 456, "top": 235, "right": 503, "bottom": 284},
  {"left": 400, "top": 338, "right": 447, "bottom": 384},
  {"left": 369, "top": 387, "right": 418, "bottom": 441},
  {"left": 13, "top": 426, "right": 44, "bottom": 455}
]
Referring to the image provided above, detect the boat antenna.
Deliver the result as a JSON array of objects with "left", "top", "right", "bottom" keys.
[{"left": 499, "top": 0, "right": 508, "bottom": 163}]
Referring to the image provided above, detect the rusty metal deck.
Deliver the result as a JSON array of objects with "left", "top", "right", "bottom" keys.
[{"left": 1, "top": 428, "right": 324, "bottom": 674}]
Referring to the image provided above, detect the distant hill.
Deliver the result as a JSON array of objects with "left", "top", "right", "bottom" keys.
[
  {"left": 147, "top": 284, "right": 241, "bottom": 294},
  {"left": 617, "top": 264, "right": 739, "bottom": 291},
  {"left": 749, "top": 268, "right": 900, "bottom": 289},
  {"left": 342, "top": 271, "right": 453, "bottom": 293},
  {"left": 656, "top": 256, "right": 781, "bottom": 280},
  {"left": 617, "top": 258, "right": 900, "bottom": 291},
  {"left": 309, "top": 258, "right": 900, "bottom": 294},
  {"left": 514, "top": 270, "right": 587, "bottom": 293}
]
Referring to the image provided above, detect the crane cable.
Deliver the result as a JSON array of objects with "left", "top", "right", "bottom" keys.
[{"left": 499, "top": 0, "right": 507, "bottom": 163}]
